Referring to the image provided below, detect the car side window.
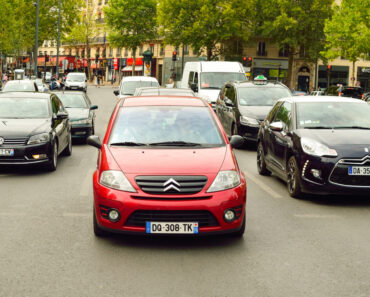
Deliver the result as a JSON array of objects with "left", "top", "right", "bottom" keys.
[
  {"left": 188, "top": 72, "right": 194, "bottom": 86},
  {"left": 193, "top": 72, "right": 198, "bottom": 85},
  {"left": 225, "top": 86, "right": 236, "bottom": 104},
  {"left": 51, "top": 97, "right": 59, "bottom": 115},
  {"left": 273, "top": 102, "right": 292, "bottom": 129}
]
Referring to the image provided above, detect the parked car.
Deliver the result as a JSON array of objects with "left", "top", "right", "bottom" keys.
[
  {"left": 54, "top": 91, "right": 97, "bottom": 140},
  {"left": 2, "top": 80, "right": 38, "bottom": 92},
  {"left": 64, "top": 72, "right": 87, "bottom": 92},
  {"left": 180, "top": 61, "right": 246, "bottom": 109},
  {"left": 114, "top": 76, "right": 159, "bottom": 99},
  {"left": 134, "top": 87, "right": 196, "bottom": 97},
  {"left": 0, "top": 92, "right": 72, "bottom": 171},
  {"left": 216, "top": 78, "right": 292, "bottom": 144},
  {"left": 340, "top": 86, "right": 364, "bottom": 99},
  {"left": 257, "top": 96, "right": 370, "bottom": 198},
  {"left": 87, "top": 96, "right": 246, "bottom": 237}
]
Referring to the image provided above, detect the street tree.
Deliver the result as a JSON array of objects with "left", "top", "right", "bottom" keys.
[
  {"left": 157, "top": 0, "right": 252, "bottom": 60},
  {"left": 104, "top": 0, "right": 157, "bottom": 75},
  {"left": 322, "top": 0, "right": 370, "bottom": 86},
  {"left": 257, "top": 0, "right": 334, "bottom": 89}
]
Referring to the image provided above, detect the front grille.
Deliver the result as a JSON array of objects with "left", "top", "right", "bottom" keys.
[
  {"left": 131, "top": 195, "right": 212, "bottom": 201},
  {"left": 329, "top": 156, "right": 370, "bottom": 187},
  {"left": 125, "top": 210, "right": 219, "bottom": 227},
  {"left": 135, "top": 176, "right": 208, "bottom": 195},
  {"left": 1, "top": 137, "right": 28, "bottom": 146}
]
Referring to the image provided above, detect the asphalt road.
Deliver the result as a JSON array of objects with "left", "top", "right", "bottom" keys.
[{"left": 0, "top": 87, "right": 369, "bottom": 297}]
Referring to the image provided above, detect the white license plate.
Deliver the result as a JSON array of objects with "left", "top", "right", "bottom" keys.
[
  {"left": 348, "top": 166, "right": 370, "bottom": 176},
  {"left": 0, "top": 149, "right": 14, "bottom": 156},
  {"left": 146, "top": 222, "right": 199, "bottom": 234}
]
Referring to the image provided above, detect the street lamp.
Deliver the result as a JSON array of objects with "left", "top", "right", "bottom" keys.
[
  {"left": 34, "top": 0, "right": 40, "bottom": 77},
  {"left": 56, "top": 0, "right": 61, "bottom": 78}
]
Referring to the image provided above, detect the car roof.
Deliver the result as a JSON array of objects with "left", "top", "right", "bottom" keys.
[
  {"left": 230, "top": 80, "right": 289, "bottom": 88},
  {"left": 136, "top": 87, "right": 195, "bottom": 95},
  {"left": 0, "top": 91, "right": 49, "bottom": 99},
  {"left": 121, "top": 76, "right": 159, "bottom": 82},
  {"left": 278, "top": 96, "right": 366, "bottom": 104},
  {"left": 52, "top": 90, "right": 85, "bottom": 95},
  {"left": 121, "top": 96, "right": 207, "bottom": 107}
]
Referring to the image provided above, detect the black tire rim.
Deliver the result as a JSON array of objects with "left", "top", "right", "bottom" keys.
[
  {"left": 53, "top": 143, "right": 58, "bottom": 168},
  {"left": 257, "top": 144, "right": 263, "bottom": 171},
  {"left": 287, "top": 159, "right": 296, "bottom": 193}
]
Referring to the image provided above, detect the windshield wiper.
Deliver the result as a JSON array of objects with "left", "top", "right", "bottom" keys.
[
  {"left": 149, "top": 141, "right": 202, "bottom": 147},
  {"left": 303, "top": 126, "right": 334, "bottom": 129},
  {"left": 334, "top": 126, "right": 370, "bottom": 130},
  {"left": 110, "top": 142, "right": 147, "bottom": 146}
]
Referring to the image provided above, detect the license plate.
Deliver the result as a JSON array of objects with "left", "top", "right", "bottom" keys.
[
  {"left": 146, "top": 222, "right": 199, "bottom": 234},
  {"left": 0, "top": 149, "right": 14, "bottom": 156},
  {"left": 71, "top": 87, "right": 78, "bottom": 89},
  {"left": 348, "top": 166, "right": 370, "bottom": 176}
]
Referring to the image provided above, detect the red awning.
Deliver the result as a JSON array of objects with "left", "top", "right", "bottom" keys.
[{"left": 126, "top": 58, "right": 143, "bottom": 66}]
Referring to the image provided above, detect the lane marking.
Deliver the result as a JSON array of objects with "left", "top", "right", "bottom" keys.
[
  {"left": 294, "top": 214, "right": 342, "bottom": 219},
  {"left": 244, "top": 170, "right": 283, "bottom": 199},
  {"left": 79, "top": 169, "right": 95, "bottom": 197}
]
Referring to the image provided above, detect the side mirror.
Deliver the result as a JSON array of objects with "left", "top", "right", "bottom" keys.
[
  {"left": 224, "top": 98, "right": 234, "bottom": 107},
  {"left": 113, "top": 90, "right": 119, "bottom": 96},
  {"left": 270, "top": 121, "right": 284, "bottom": 132},
  {"left": 87, "top": 135, "right": 102, "bottom": 149},
  {"left": 56, "top": 111, "right": 69, "bottom": 119},
  {"left": 90, "top": 105, "right": 98, "bottom": 110},
  {"left": 229, "top": 135, "right": 244, "bottom": 149},
  {"left": 190, "top": 83, "right": 198, "bottom": 93}
]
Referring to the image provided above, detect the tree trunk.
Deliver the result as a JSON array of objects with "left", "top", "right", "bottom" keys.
[
  {"left": 286, "top": 50, "right": 295, "bottom": 90},
  {"left": 207, "top": 47, "right": 212, "bottom": 61},
  {"left": 86, "top": 37, "right": 90, "bottom": 80},
  {"left": 352, "top": 60, "right": 355, "bottom": 87},
  {"left": 132, "top": 47, "right": 136, "bottom": 76}
]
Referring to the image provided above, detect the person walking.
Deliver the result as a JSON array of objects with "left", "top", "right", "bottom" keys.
[{"left": 97, "top": 73, "right": 101, "bottom": 87}]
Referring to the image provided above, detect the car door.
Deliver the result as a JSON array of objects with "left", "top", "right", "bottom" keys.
[
  {"left": 223, "top": 85, "right": 237, "bottom": 135},
  {"left": 216, "top": 86, "right": 227, "bottom": 127},
  {"left": 51, "top": 95, "right": 68, "bottom": 152},
  {"left": 269, "top": 101, "right": 293, "bottom": 173}
]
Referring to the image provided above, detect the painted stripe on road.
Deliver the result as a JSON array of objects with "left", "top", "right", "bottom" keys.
[
  {"left": 294, "top": 214, "right": 342, "bottom": 219},
  {"left": 244, "top": 171, "right": 283, "bottom": 199},
  {"left": 79, "top": 169, "right": 95, "bottom": 197}
]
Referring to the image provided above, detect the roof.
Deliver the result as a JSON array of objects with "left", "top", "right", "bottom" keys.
[
  {"left": 121, "top": 96, "right": 207, "bottom": 107},
  {"left": 135, "top": 87, "right": 195, "bottom": 96},
  {"left": 4, "top": 80, "right": 34, "bottom": 85},
  {"left": 0, "top": 91, "right": 50, "bottom": 99},
  {"left": 279, "top": 96, "right": 367, "bottom": 104},
  {"left": 121, "top": 76, "right": 159, "bottom": 82},
  {"left": 232, "top": 80, "right": 289, "bottom": 88}
]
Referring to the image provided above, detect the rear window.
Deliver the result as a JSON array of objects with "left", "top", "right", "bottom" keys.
[
  {"left": 109, "top": 106, "right": 224, "bottom": 147},
  {"left": 3, "top": 82, "right": 35, "bottom": 92},
  {"left": 121, "top": 81, "right": 159, "bottom": 95}
]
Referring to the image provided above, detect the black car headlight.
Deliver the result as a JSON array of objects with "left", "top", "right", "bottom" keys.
[
  {"left": 27, "top": 133, "right": 50, "bottom": 145},
  {"left": 301, "top": 137, "right": 337, "bottom": 157}
]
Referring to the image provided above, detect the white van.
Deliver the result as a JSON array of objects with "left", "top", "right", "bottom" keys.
[
  {"left": 180, "top": 61, "right": 246, "bottom": 107},
  {"left": 114, "top": 76, "right": 159, "bottom": 99},
  {"left": 65, "top": 72, "right": 87, "bottom": 92}
]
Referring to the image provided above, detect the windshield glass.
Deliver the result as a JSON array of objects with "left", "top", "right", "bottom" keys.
[
  {"left": 109, "top": 106, "right": 224, "bottom": 146},
  {"left": 121, "top": 81, "right": 159, "bottom": 95},
  {"left": 238, "top": 87, "right": 291, "bottom": 106},
  {"left": 67, "top": 74, "right": 85, "bottom": 82},
  {"left": 57, "top": 93, "right": 87, "bottom": 108},
  {"left": 3, "top": 82, "right": 35, "bottom": 92},
  {"left": 200, "top": 73, "right": 246, "bottom": 89},
  {"left": 138, "top": 89, "right": 195, "bottom": 96},
  {"left": 297, "top": 102, "right": 370, "bottom": 129},
  {"left": 0, "top": 97, "right": 50, "bottom": 118}
]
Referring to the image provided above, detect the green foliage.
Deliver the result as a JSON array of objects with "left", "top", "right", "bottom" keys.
[
  {"left": 323, "top": 0, "right": 370, "bottom": 62},
  {"left": 157, "top": 0, "right": 252, "bottom": 60}
]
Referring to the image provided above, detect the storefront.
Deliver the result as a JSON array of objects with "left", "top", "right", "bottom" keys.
[
  {"left": 121, "top": 58, "right": 143, "bottom": 77},
  {"left": 318, "top": 65, "right": 349, "bottom": 89},
  {"left": 252, "top": 58, "right": 288, "bottom": 82},
  {"left": 357, "top": 67, "right": 370, "bottom": 91}
]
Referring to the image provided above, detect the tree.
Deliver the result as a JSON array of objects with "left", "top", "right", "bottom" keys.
[
  {"left": 104, "top": 0, "right": 157, "bottom": 75},
  {"left": 157, "top": 0, "right": 252, "bottom": 60},
  {"left": 322, "top": 0, "right": 370, "bottom": 86},
  {"left": 257, "top": 0, "right": 334, "bottom": 89}
]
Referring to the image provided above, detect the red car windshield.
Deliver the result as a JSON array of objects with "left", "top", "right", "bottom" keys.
[{"left": 109, "top": 106, "right": 224, "bottom": 147}]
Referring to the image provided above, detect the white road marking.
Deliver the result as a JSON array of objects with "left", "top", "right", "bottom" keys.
[
  {"left": 244, "top": 170, "right": 283, "bottom": 199},
  {"left": 79, "top": 169, "right": 95, "bottom": 197},
  {"left": 294, "top": 214, "right": 342, "bottom": 219}
]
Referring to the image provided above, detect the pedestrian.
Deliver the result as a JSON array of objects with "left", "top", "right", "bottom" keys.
[
  {"left": 97, "top": 73, "right": 101, "bottom": 87},
  {"left": 113, "top": 73, "right": 116, "bottom": 85}
]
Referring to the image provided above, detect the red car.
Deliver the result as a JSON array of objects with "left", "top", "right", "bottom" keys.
[{"left": 88, "top": 96, "right": 247, "bottom": 237}]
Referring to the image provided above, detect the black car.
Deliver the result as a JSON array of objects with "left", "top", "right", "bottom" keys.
[
  {"left": 257, "top": 96, "right": 370, "bottom": 198},
  {"left": 340, "top": 86, "right": 363, "bottom": 99},
  {"left": 53, "top": 91, "right": 97, "bottom": 140},
  {"left": 0, "top": 92, "right": 72, "bottom": 171},
  {"left": 216, "top": 80, "right": 292, "bottom": 144}
]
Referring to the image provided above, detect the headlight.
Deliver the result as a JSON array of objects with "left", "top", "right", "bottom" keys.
[
  {"left": 301, "top": 137, "right": 337, "bottom": 157},
  {"left": 100, "top": 170, "right": 136, "bottom": 192},
  {"left": 240, "top": 116, "right": 259, "bottom": 126},
  {"left": 72, "top": 118, "right": 91, "bottom": 125},
  {"left": 27, "top": 133, "right": 50, "bottom": 145},
  {"left": 207, "top": 170, "right": 241, "bottom": 192}
]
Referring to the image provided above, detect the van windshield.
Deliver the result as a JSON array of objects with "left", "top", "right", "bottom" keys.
[
  {"left": 200, "top": 72, "right": 246, "bottom": 89},
  {"left": 67, "top": 74, "right": 85, "bottom": 82}
]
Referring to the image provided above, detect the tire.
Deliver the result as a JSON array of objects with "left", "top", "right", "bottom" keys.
[
  {"left": 257, "top": 142, "right": 271, "bottom": 176},
  {"left": 46, "top": 141, "right": 58, "bottom": 171},
  {"left": 286, "top": 156, "right": 302, "bottom": 198},
  {"left": 229, "top": 214, "right": 245, "bottom": 238},
  {"left": 93, "top": 208, "right": 109, "bottom": 237},
  {"left": 62, "top": 133, "right": 72, "bottom": 156}
]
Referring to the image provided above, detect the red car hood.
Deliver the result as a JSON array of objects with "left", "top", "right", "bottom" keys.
[{"left": 108, "top": 146, "right": 226, "bottom": 175}]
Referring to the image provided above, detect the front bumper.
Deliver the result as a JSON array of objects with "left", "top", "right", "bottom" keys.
[
  {"left": 0, "top": 142, "right": 51, "bottom": 165},
  {"left": 65, "top": 86, "right": 85, "bottom": 91},
  {"left": 93, "top": 171, "right": 247, "bottom": 235}
]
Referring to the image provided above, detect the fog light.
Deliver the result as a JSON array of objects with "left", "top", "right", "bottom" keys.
[
  {"left": 108, "top": 209, "right": 120, "bottom": 222},
  {"left": 224, "top": 209, "right": 236, "bottom": 223},
  {"left": 32, "top": 155, "right": 40, "bottom": 159},
  {"left": 310, "top": 169, "right": 322, "bottom": 179}
]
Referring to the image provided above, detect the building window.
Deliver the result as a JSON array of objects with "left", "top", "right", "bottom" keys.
[
  {"left": 299, "top": 45, "right": 307, "bottom": 58},
  {"left": 160, "top": 45, "right": 165, "bottom": 56},
  {"left": 50, "top": 51, "right": 54, "bottom": 56},
  {"left": 257, "top": 41, "right": 266, "bottom": 56},
  {"left": 139, "top": 46, "right": 143, "bottom": 55},
  {"left": 124, "top": 48, "right": 128, "bottom": 57},
  {"left": 102, "top": 48, "right": 106, "bottom": 58},
  {"left": 150, "top": 45, "right": 154, "bottom": 53},
  {"left": 183, "top": 45, "right": 189, "bottom": 55},
  {"left": 278, "top": 45, "right": 289, "bottom": 57},
  {"left": 116, "top": 47, "right": 121, "bottom": 57},
  {"left": 109, "top": 47, "right": 113, "bottom": 57},
  {"left": 39, "top": 51, "right": 43, "bottom": 56}
]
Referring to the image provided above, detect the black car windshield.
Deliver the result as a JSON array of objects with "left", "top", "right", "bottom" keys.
[
  {"left": 67, "top": 75, "right": 85, "bottom": 82},
  {"left": 120, "top": 81, "right": 159, "bottom": 95},
  {"left": 238, "top": 87, "right": 291, "bottom": 106},
  {"left": 297, "top": 102, "right": 370, "bottom": 129},
  {"left": 0, "top": 97, "right": 50, "bottom": 118},
  {"left": 200, "top": 73, "right": 246, "bottom": 89},
  {"left": 109, "top": 106, "right": 224, "bottom": 147},
  {"left": 57, "top": 93, "right": 87, "bottom": 108},
  {"left": 3, "top": 81, "right": 35, "bottom": 92}
]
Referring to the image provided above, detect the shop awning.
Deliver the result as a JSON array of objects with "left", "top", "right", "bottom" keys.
[{"left": 121, "top": 66, "right": 143, "bottom": 72}]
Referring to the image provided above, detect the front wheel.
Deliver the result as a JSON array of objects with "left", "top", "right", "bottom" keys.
[
  {"left": 286, "top": 156, "right": 302, "bottom": 198},
  {"left": 257, "top": 142, "right": 271, "bottom": 176},
  {"left": 229, "top": 214, "right": 245, "bottom": 238},
  {"left": 46, "top": 141, "right": 58, "bottom": 171},
  {"left": 63, "top": 133, "right": 72, "bottom": 156}
]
